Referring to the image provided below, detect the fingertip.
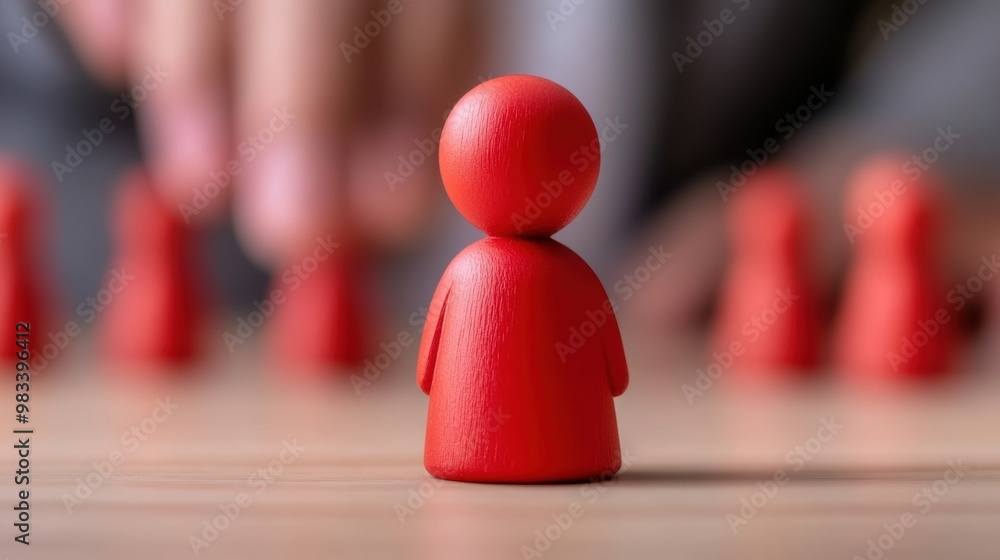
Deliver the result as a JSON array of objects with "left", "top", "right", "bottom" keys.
[
  {"left": 140, "top": 94, "right": 231, "bottom": 221},
  {"left": 59, "top": 0, "right": 131, "bottom": 87},
  {"left": 234, "top": 136, "right": 344, "bottom": 265},
  {"left": 128, "top": 0, "right": 231, "bottom": 222}
]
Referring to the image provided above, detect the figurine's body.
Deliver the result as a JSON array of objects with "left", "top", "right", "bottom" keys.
[{"left": 419, "top": 237, "right": 626, "bottom": 482}]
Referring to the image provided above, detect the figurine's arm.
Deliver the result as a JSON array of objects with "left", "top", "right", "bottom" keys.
[
  {"left": 416, "top": 271, "right": 452, "bottom": 395},
  {"left": 572, "top": 251, "right": 629, "bottom": 397},
  {"left": 599, "top": 296, "right": 629, "bottom": 397}
]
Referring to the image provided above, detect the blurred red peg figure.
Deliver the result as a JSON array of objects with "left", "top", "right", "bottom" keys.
[
  {"left": 711, "top": 166, "right": 822, "bottom": 380},
  {"left": 834, "top": 155, "right": 957, "bottom": 382},
  {"left": 0, "top": 158, "right": 50, "bottom": 363},
  {"left": 267, "top": 244, "right": 371, "bottom": 372},
  {"left": 101, "top": 168, "right": 203, "bottom": 367},
  {"left": 418, "top": 75, "right": 628, "bottom": 483}
]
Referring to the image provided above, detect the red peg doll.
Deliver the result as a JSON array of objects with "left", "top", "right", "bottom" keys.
[
  {"left": 835, "top": 155, "right": 956, "bottom": 381},
  {"left": 268, "top": 246, "right": 371, "bottom": 370},
  {"left": 711, "top": 165, "right": 822, "bottom": 379},
  {"left": 417, "top": 75, "right": 629, "bottom": 483},
  {"left": 0, "top": 159, "right": 49, "bottom": 357},
  {"left": 101, "top": 168, "right": 202, "bottom": 365}
]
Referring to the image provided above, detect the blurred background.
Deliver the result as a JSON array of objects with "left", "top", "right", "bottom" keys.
[
  {"left": 1, "top": 0, "right": 999, "bottom": 358},
  {"left": 4, "top": 2, "right": 1000, "bottom": 558}
]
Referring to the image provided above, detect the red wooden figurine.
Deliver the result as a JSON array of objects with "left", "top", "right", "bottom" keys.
[
  {"left": 418, "top": 75, "right": 629, "bottom": 483},
  {"left": 101, "top": 168, "right": 202, "bottom": 365},
  {"left": 834, "top": 155, "right": 956, "bottom": 382},
  {"left": 711, "top": 165, "right": 822, "bottom": 379}
]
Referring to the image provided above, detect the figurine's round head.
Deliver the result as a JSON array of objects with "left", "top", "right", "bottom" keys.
[{"left": 439, "top": 75, "right": 600, "bottom": 237}]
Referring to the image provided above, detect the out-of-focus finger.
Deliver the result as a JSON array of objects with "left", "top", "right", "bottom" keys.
[
  {"left": 131, "top": 0, "right": 230, "bottom": 213},
  {"left": 384, "top": 0, "right": 481, "bottom": 114},
  {"left": 232, "top": 0, "right": 366, "bottom": 264},
  {"left": 58, "top": 0, "right": 132, "bottom": 87},
  {"left": 350, "top": 0, "right": 485, "bottom": 247}
]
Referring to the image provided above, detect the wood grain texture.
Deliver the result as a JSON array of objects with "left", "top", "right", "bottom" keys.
[{"left": 4, "top": 331, "right": 1000, "bottom": 560}]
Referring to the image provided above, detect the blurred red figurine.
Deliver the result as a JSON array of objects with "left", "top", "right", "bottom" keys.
[
  {"left": 0, "top": 159, "right": 48, "bottom": 358},
  {"left": 417, "top": 75, "right": 628, "bottom": 483},
  {"left": 711, "top": 166, "right": 822, "bottom": 378},
  {"left": 101, "top": 168, "right": 202, "bottom": 365},
  {"left": 835, "top": 155, "right": 956, "bottom": 381},
  {"left": 268, "top": 246, "right": 371, "bottom": 369}
]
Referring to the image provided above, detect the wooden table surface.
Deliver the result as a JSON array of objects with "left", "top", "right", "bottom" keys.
[{"left": 3, "top": 330, "right": 1000, "bottom": 559}]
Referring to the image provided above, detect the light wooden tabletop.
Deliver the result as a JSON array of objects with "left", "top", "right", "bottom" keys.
[{"left": 3, "top": 329, "right": 1000, "bottom": 559}]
